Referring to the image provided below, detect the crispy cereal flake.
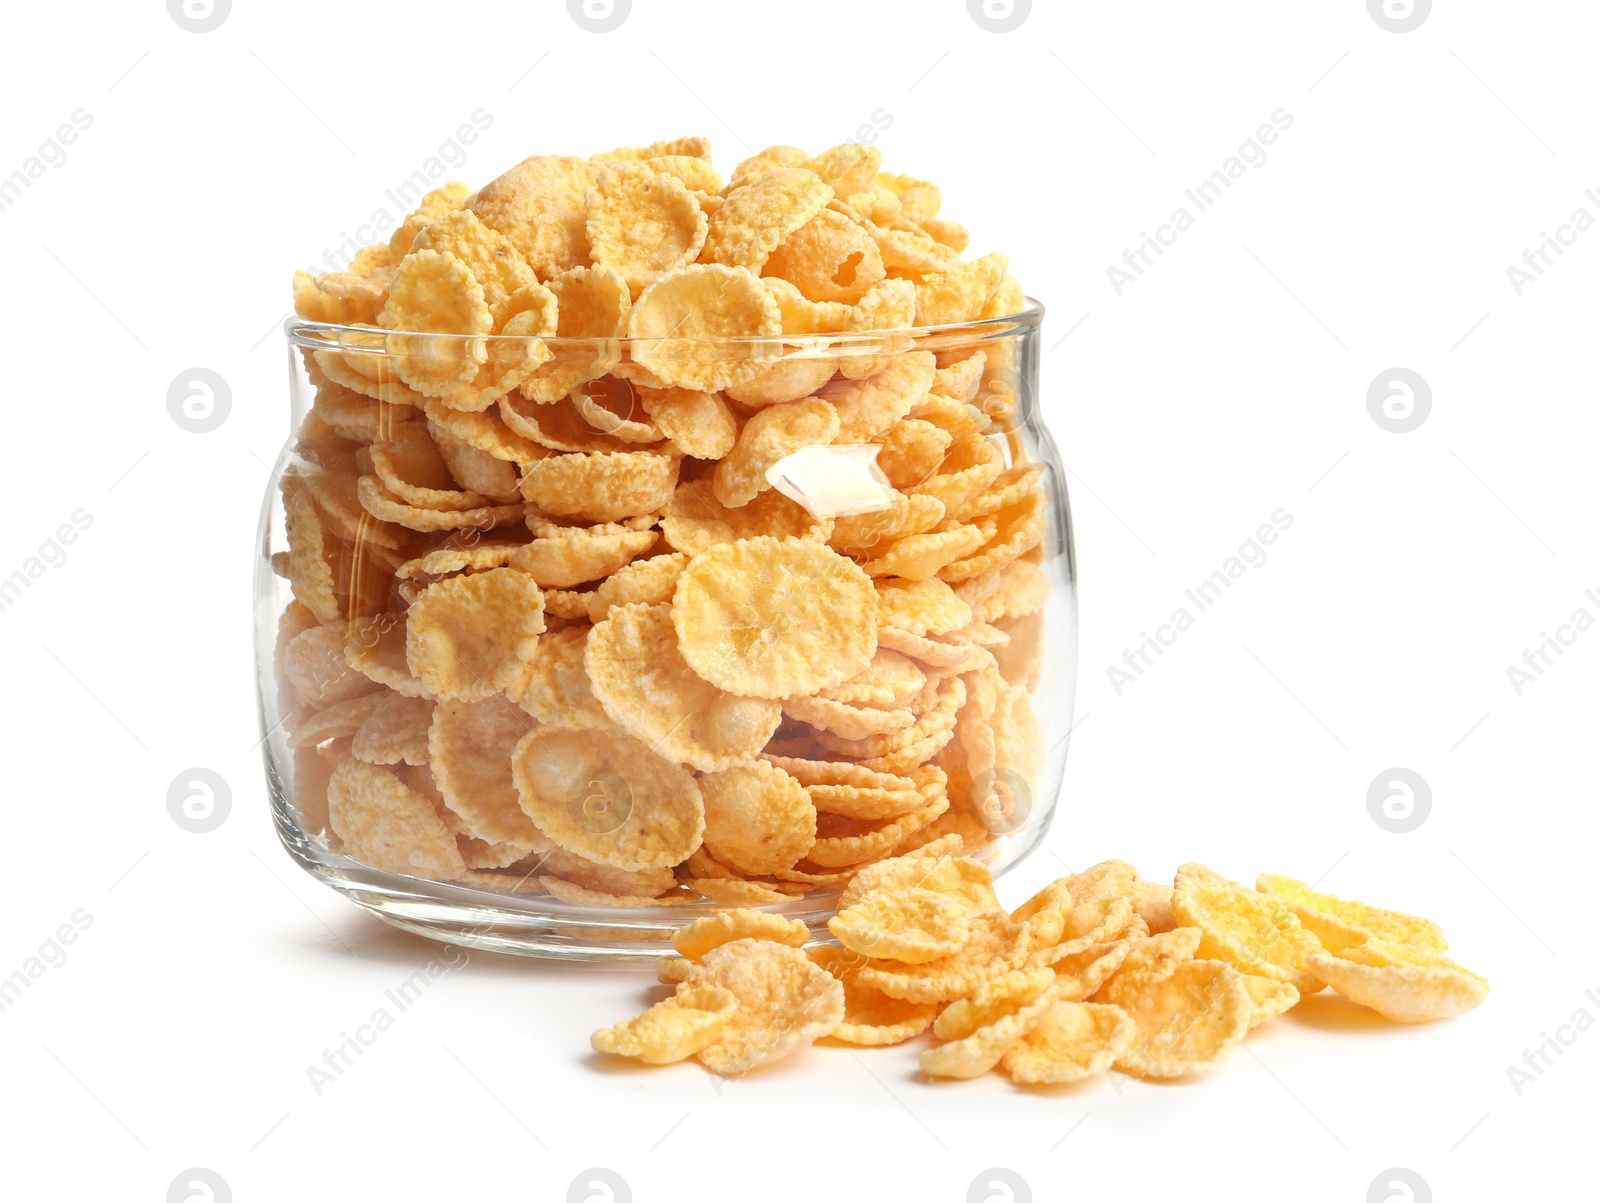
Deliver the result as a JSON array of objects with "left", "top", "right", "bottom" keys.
[
  {"left": 511, "top": 726, "right": 704, "bottom": 870},
  {"left": 671, "top": 536, "right": 877, "bottom": 699},
  {"left": 405, "top": 568, "right": 545, "bottom": 701},
  {"left": 689, "top": 939, "right": 845, "bottom": 1075},
  {"left": 592, "top": 983, "right": 737, "bottom": 1064},
  {"left": 586, "top": 602, "right": 781, "bottom": 771}
]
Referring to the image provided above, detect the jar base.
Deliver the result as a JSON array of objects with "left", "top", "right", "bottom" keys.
[{"left": 293, "top": 856, "right": 840, "bottom": 963}]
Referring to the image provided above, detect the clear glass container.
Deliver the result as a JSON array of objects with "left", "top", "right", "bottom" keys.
[{"left": 255, "top": 302, "right": 1076, "bottom": 960}]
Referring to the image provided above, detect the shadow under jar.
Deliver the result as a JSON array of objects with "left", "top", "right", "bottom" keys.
[{"left": 256, "top": 300, "right": 1076, "bottom": 960}]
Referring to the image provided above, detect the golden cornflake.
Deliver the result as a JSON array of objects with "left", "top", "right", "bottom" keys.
[
  {"left": 512, "top": 725, "right": 704, "bottom": 870},
  {"left": 837, "top": 853, "right": 1001, "bottom": 916},
  {"left": 803, "top": 794, "right": 948, "bottom": 869},
  {"left": 920, "top": 974, "right": 1057, "bottom": 1079},
  {"left": 345, "top": 613, "right": 429, "bottom": 697},
  {"left": 352, "top": 693, "right": 434, "bottom": 766},
  {"left": 1172, "top": 862, "right": 1324, "bottom": 994},
  {"left": 357, "top": 475, "right": 524, "bottom": 532},
  {"left": 702, "top": 167, "right": 833, "bottom": 272},
  {"left": 519, "top": 450, "right": 679, "bottom": 524},
  {"left": 508, "top": 525, "right": 657, "bottom": 588},
  {"left": 379, "top": 250, "right": 492, "bottom": 394},
  {"left": 914, "top": 251, "right": 1009, "bottom": 325},
  {"left": 861, "top": 521, "right": 989, "bottom": 581},
  {"left": 1256, "top": 873, "right": 1448, "bottom": 955},
  {"left": 470, "top": 154, "right": 592, "bottom": 279},
  {"left": 817, "top": 648, "right": 927, "bottom": 709},
  {"left": 637, "top": 386, "right": 738, "bottom": 460},
  {"left": 586, "top": 552, "right": 688, "bottom": 622},
  {"left": 933, "top": 968, "right": 1057, "bottom": 1041},
  {"left": 288, "top": 692, "right": 385, "bottom": 748},
  {"left": 712, "top": 397, "right": 840, "bottom": 509},
  {"left": 763, "top": 207, "right": 884, "bottom": 305},
  {"left": 428, "top": 694, "right": 542, "bottom": 846},
  {"left": 586, "top": 161, "right": 708, "bottom": 294},
  {"left": 389, "top": 180, "right": 471, "bottom": 261},
  {"left": 698, "top": 759, "right": 816, "bottom": 875},
  {"left": 410, "top": 209, "right": 540, "bottom": 329},
  {"left": 820, "top": 351, "right": 935, "bottom": 442},
  {"left": 856, "top": 911, "right": 1027, "bottom": 1004},
  {"left": 627, "top": 264, "right": 782, "bottom": 391},
  {"left": 520, "top": 265, "right": 630, "bottom": 402},
  {"left": 1111, "top": 959, "right": 1251, "bottom": 1079},
  {"left": 781, "top": 693, "right": 913, "bottom": 740},
  {"left": 876, "top": 579, "right": 972, "bottom": 643},
  {"left": 404, "top": 568, "right": 545, "bottom": 701},
  {"left": 672, "top": 536, "right": 877, "bottom": 699},
  {"left": 689, "top": 939, "right": 845, "bottom": 1075},
  {"left": 685, "top": 878, "right": 795, "bottom": 906},
  {"left": 661, "top": 480, "right": 830, "bottom": 557},
  {"left": 827, "top": 981, "right": 939, "bottom": 1047},
  {"left": 829, "top": 490, "right": 947, "bottom": 556},
  {"left": 283, "top": 622, "right": 380, "bottom": 707},
  {"left": 830, "top": 887, "right": 970, "bottom": 964},
  {"left": 370, "top": 422, "right": 491, "bottom": 511},
  {"left": 326, "top": 759, "right": 466, "bottom": 880},
  {"left": 673, "top": 908, "right": 809, "bottom": 962},
  {"left": 1001, "top": 1001, "right": 1135, "bottom": 1085},
  {"left": 1307, "top": 939, "right": 1488, "bottom": 1023},
  {"left": 592, "top": 982, "right": 737, "bottom": 1064},
  {"left": 586, "top": 602, "right": 782, "bottom": 772},
  {"left": 1240, "top": 974, "right": 1301, "bottom": 1028},
  {"left": 506, "top": 626, "right": 610, "bottom": 728}
]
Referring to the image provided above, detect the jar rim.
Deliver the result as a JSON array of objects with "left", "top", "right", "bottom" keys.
[{"left": 284, "top": 296, "right": 1044, "bottom": 351}]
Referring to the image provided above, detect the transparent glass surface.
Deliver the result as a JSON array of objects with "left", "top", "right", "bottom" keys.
[{"left": 256, "top": 300, "right": 1077, "bottom": 960}]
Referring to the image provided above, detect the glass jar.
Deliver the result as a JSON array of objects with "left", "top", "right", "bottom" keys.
[{"left": 255, "top": 302, "right": 1076, "bottom": 960}]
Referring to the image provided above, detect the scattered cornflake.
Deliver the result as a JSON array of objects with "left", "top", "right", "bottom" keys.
[{"left": 584, "top": 853, "right": 1487, "bottom": 1083}]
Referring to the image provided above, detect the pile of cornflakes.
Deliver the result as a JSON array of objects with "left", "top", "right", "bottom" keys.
[
  {"left": 593, "top": 855, "right": 1490, "bottom": 1079},
  {"left": 275, "top": 136, "right": 1047, "bottom": 905}
]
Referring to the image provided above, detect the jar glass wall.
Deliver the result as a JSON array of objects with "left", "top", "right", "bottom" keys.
[{"left": 255, "top": 303, "right": 1076, "bottom": 960}]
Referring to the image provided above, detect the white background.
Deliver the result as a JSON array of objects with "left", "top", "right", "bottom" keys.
[{"left": 2, "top": 1, "right": 1595, "bottom": 1200}]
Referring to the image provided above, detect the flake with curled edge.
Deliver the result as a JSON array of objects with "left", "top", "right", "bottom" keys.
[
  {"left": 821, "top": 351, "right": 934, "bottom": 443},
  {"left": 673, "top": 908, "right": 809, "bottom": 962},
  {"left": 855, "top": 911, "right": 1027, "bottom": 1004},
  {"left": 586, "top": 602, "right": 781, "bottom": 773},
  {"left": 689, "top": 939, "right": 845, "bottom": 1075},
  {"left": 519, "top": 450, "right": 678, "bottom": 524},
  {"left": 831, "top": 884, "right": 969, "bottom": 964},
  {"left": 592, "top": 982, "right": 738, "bottom": 1065},
  {"left": 920, "top": 973, "right": 1059, "bottom": 1079},
  {"left": 586, "top": 161, "right": 708, "bottom": 294},
  {"left": 1307, "top": 939, "right": 1487, "bottom": 1023},
  {"left": 702, "top": 167, "right": 833, "bottom": 272},
  {"left": 1001, "top": 1000, "right": 1135, "bottom": 1084},
  {"left": 764, "top": 207, "right": 885, "bottom": 305},
  {"left": 1256, "top": 873, "right": 1448, "bottom": 955},
  {"left": 1111, "top": 958, "right": 1251, "bottom": 1079},
  {"left": 1172, "top": 862, "right": 1324, "bottom": 994},
  {"left": 378, "top": 250, "right": 492, "bottom": 394}
]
